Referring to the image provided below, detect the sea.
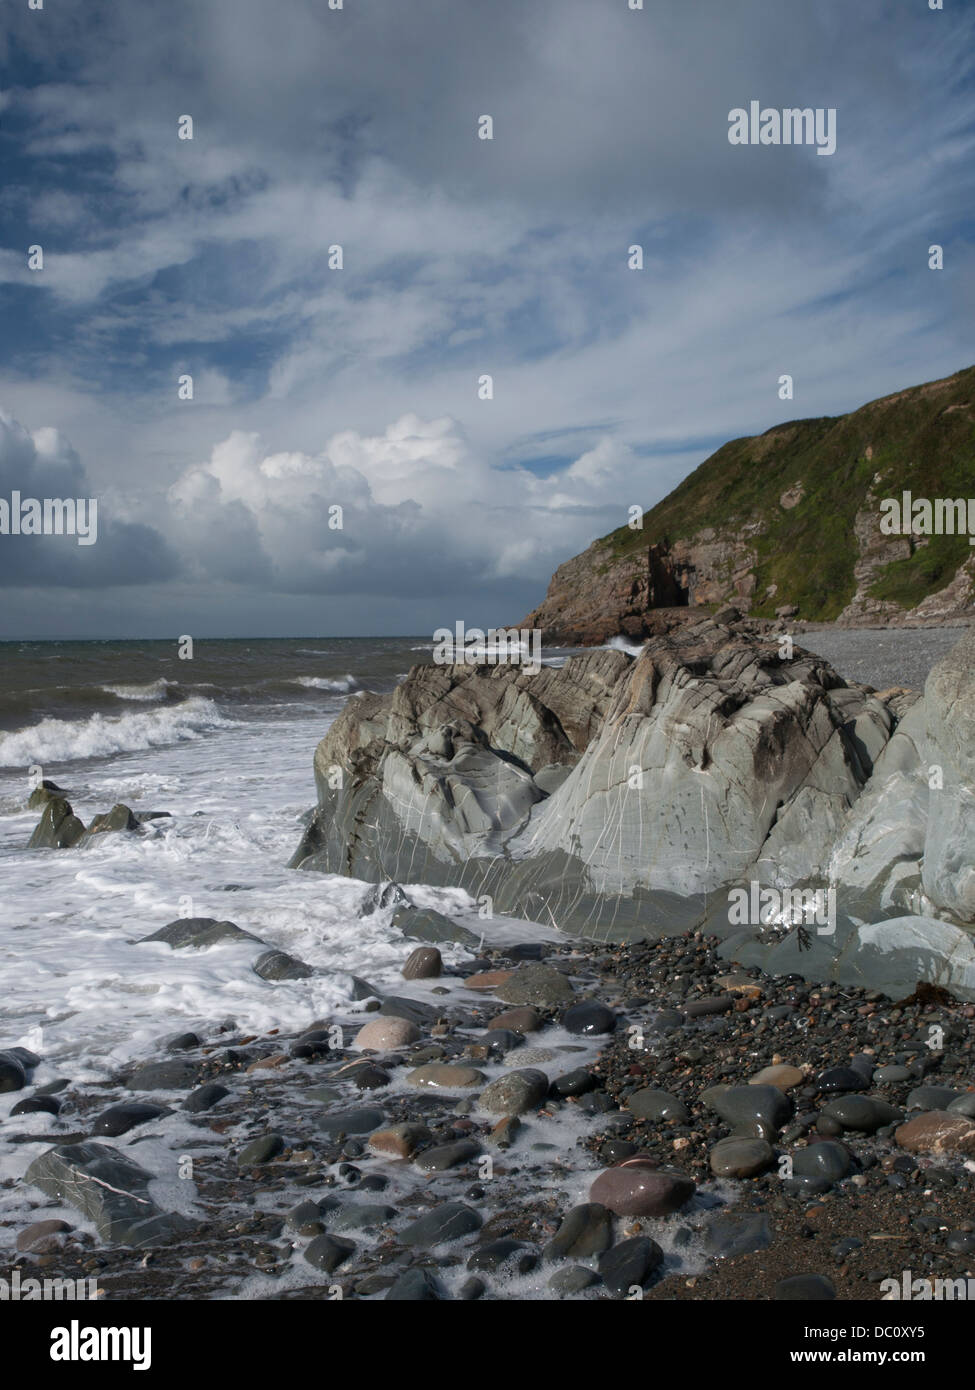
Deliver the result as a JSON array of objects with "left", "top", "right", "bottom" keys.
[
  {"left": 0, "top": 636, "right": 580, "bottom": 1092},
  {"left": 0, "top": 625, "right": 961, "bottom": 1085},
  {"left": 0, "top": 624, "right": 963, "bottom": 1277}
]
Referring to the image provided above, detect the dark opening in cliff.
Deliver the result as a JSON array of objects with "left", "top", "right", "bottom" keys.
[{"left": 648, "top": 543, "right": 692, "bottom": 608}]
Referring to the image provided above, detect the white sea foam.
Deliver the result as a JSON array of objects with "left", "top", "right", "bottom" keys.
[
  {"left": 0, "top": 696, "right": 229, "bottom": 766},
  {"left": 101, "top": 678, "right": 174, "bottom": 702},
  {"left": 293, "top": 674, "right": 358, "bottom": 691},
  {"left": 605, "top": 635, "right": 646, "bottom": 657},
  {"left": 0, "top": 698, "right": 552, "bottom": 1268}
]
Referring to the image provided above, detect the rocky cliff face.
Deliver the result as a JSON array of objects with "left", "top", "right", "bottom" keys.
[
  {"left": 291, "top": 620, "right": 975, "bottom": 997},
  {"left": 519, "top": 367, "right": 975, "bottom": 643}
]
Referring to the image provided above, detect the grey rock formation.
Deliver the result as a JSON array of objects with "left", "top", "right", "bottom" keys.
[
  {"left": 290, "top": 621, "right": 975, "bottom": 995},
  {"left": 27, "top": 796, "right": 85, "bottom": 849}
]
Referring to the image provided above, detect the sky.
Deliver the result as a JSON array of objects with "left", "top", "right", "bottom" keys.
[{"left": 0, "top": 0, "right": 973, "bottom": 639}]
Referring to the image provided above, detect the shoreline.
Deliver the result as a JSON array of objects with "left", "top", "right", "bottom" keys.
[{"left": 6, "top": 924, "right": 974, "bottom": 1301}]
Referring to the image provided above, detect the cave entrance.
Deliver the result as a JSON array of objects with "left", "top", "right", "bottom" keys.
[{"left": 648, "top": 543, "right": 692, "bottom": 608}]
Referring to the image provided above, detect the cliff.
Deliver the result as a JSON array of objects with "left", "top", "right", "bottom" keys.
[{"left": 519, "top": 366, "right": 975, "bottom": 643}]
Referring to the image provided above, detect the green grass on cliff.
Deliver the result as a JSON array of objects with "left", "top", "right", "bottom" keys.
[{"left": 601, "top": 366, "right": 975, "bottom": 620}]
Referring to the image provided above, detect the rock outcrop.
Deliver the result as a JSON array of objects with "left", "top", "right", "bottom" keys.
[
  {"left": 291, "top": 619, "right": 975, "bottom": 996},
  {"left": 518, "top": 365, "right": 975, "bottom": 641}
]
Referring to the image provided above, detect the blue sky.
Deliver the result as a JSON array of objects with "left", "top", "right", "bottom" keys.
[{"left": 0, "top": 0, "right": 973, "bottom": 637}]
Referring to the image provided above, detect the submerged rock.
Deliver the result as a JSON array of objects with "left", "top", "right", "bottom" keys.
[
  {"left": 78, "top": 803, "right": 139, "bottom": 844},
  {"left": 392, "top": 905, "right": 479, "bottom": 948},
  {"left": 253, "top": 948, "right": 314, "bottom": 981},
  {"left": 27, "top": 797, "right": 85, "bottom": 850},
  {"left": 24, "top": 1142, "right": 192, "bottom": 1247},
  {"left": 140, "top": 917, "right": 261, "bottom": 950}
]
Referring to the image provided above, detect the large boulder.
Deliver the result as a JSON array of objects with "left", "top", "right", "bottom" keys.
[{"left": 290, "top": 622, "right": 897, "bottom": 940}]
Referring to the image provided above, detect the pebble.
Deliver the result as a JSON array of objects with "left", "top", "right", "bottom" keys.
[
  {"left": 701, "top": 1084, "right": 792, "bottom": 1139},
  {"left": 125, "top": 1060, "right": 198, "bottom": 1091},
  {"left": 816, "top": 1066, "right": 867, "bottom": 1094},
  {"left": 750, "top": 1064, "right": 804, "bottom": 1091},
  {"left": 402, "top": 946, "right": 442, "bottom": 980},
  {"left": 467, "top": 1239, "right": 538, "bottom": 1275},
  {"left": 399, "top": 1203, "right": 483, "bottom": 1247},
  {"left": 590, "top": 1161, "right": 695, "bottom": 1218},
  {"left": 487, "top": 1007, "right": 541, "bottom": 1034},
  {"left": 493, "top": 964, "right": 575, "bottom": 1007},
  {"left": 329, "top": 1204, "right": 398, "bottom": 1232},
  {"left": 414, "top": 1139, "right": 482, "bottom": 1172},
  {"left": 304, "top": 1234, "right": 356, "bottom": 1273},
  {"left": 0, "top": 1052, "right": 27, "bottom": 1093},
  {"left": 789, "top": 1139, "right": 852, "bottom": 1190},
  {"left": 317, "top": 1106, "right": 386, "bottom": 1138},
  {"left": 873, "top": 1065, "right": 911, "bottom": 1084},
  {"left": 385, "top": 1268, "right": 444, "bottom": 1300},
  {"left": 705, "top": 1213, "right": 772, "bottom": 1259},
  {"left": 597, "top": 1235, "right": 663, "bottom": 1296},
  {"left": 92, "top": 1102, "right": 170, "bottom": 1137},
  {"left": 820, "top": 1096, "right": 904, "bottom": 1134},
  {"left": 478, "top": 1068, "right": 549, "bottom": 1116},
  {"left": 237, "top": 1134, "right": 284, "bottom": 1167},
  {"left": 561, "top": 1000, "right": 617, "bottom": 1035},
  {"left": 16, "top": 1219, "right": 72, "bottom": 1253},
  {"left": 464, "top": 970, "right": 515, "bottom": 991},
  {"left": 895, "top": 1111, "right": 975, "bottom": 1156},
  {"left": 626, "top": 1088, "right": 690, "bottom": 1123},
  {"left": 368, "top": 1123, "right": 432, "bottom": 1159},
  {"left": 550, "top": 1068, "right": 596, "bottom": 1098},
  {"left": 544, "top": 1203, "right": 614, "bottom": 1262},
  {"left": 501, "top": 1047, "right": 555, "bottom": 1067},
  {"left": 549, "top": 1265, "right": 600, "bottom": 1294},
  {"left": 406, "top": 1064, "right": 486, "bottom": 1090},
  {"left": 355, "top": 1017, "right": 421, "bottom": 1050},
  {"left": 10, "top": 1095, "right": 60, "bottom": 1117},
  {"left": 182, "top": 1082, "right": 229, "bottom": 1113},
  {"left": 906, "top": 1085, "right": 961, "bottom": 1112},
  {"left": 487, "top": 1115, "right": 521, "bottom": 1149},
  {"left": 709, "top": 1137, "right": 775, "bottom": 1178}
]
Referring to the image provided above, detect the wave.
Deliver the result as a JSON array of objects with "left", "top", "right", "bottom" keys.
[
  {"left": 101, "top": 678, "right": 175, "bottom": 703},
  {"left": 292, "top": 674, "right": 359, "bottom": 692},
  {"left": 605, "top": 635, "right": 646, "bottom": 657},
  {"left": 0, "top": 696, "right": 230, "bottom": 767}
]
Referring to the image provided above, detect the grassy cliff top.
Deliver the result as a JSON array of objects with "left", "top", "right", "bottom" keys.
[{"left": 600, "top": 366, "right": 975, "bottom": 620}]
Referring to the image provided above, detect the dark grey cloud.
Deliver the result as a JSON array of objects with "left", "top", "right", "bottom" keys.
[{"left": 0, "top": 412, "right": 177, "bottom": 587}]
